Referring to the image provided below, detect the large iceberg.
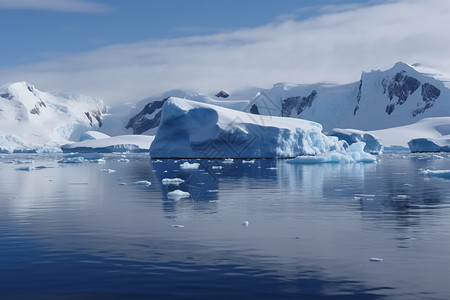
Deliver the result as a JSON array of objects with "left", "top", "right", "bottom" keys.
[
  {"left": 149, "top": 97, "right": 345, "bottom": 158},
  {"left": 328, "top": 128, "right": 383, "bottom": 154}
]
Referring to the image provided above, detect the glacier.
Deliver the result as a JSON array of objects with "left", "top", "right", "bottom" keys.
[
  {"left": 0, "top": 82, "right": 106, "bottom": 153},
  {"left": 149, "top": 97, "right": 346, "bottom": 159}
]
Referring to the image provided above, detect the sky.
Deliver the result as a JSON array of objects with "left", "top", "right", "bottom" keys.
[{"left": 0, "top": 0, "right": 450, "bottom": 106}]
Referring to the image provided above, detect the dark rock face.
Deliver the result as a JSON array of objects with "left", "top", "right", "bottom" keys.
[
  {"left": 385, "top": 103, "right": 395, "bottom": 115},
  {"left": 412, "top": 83, "right": 441, "bottom": 117},
  {"left": 30, "top": 100, "right": 47, "bottom": 115},
  {"left": 353, "top": 80, "right": 363, "bottom": 116},
  {"left": 281, "top": 96, "right": 301, "bottom": 117},
  {"left": 250, "top": 104, "right": 260, "bottom": 115},
  {"left": 126, "top": 97, "right": 169, "bottom": 134},
  {"left": 85, "top": 112, "right": 103, "bottom": 127},
  {"left": 382, "top": 71, "right": 420, "bottom": 105},
  {"left": 281, "top": 90, "right": 317, "bottom": 117},
  {"left": 0, "top": 92, "right": 13, "bottom": 100},
  {"left": 215, "top": 90, "right": 229, "bottom": 98}
]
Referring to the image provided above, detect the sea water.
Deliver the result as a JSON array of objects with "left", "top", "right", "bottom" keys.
[{"left": 1, "top": 152, "right": 450, "bottom": 299}]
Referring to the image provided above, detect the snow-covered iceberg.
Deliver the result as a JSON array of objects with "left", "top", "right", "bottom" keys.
[
  {"left": 149, "top": 98, "right": 345, "bottom": 158},
  {"left": 328, "top": 128, "right": 383, "bottom": 154},
  {"left": 408, "top": 137, "right": 450, "bottom": 152},
  {"left": 61, "top": 134, "right": 154, "bottom": 153}
]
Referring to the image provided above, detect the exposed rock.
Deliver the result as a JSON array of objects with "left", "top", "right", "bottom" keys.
[
  {"left": 126, "top": 97, "right": 169, "bottom": 134},
  {"left": 215, "top": 90, "right": 229, "bottom": 98}
]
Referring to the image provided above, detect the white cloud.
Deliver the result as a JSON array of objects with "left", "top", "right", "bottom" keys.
[
  {"left": 0, "top": 0, "right": 449, "bottom": 106},
  {"left": 0, "top": 0, "right": 111, "bottom": 13}
]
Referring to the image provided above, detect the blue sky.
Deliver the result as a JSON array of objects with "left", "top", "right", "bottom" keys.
[
  {"left": 0, "top": 0, "right": 355, "bottom": 67},
  {"left": 1, "top": 0, "right": 449, "bottom": 106}
]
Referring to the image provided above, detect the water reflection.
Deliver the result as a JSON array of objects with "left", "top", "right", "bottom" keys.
[{"left": 1, "top": 153, "right": 450, "bottom": 298}]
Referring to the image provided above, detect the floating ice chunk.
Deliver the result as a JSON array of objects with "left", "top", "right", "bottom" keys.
[
  {"left": 369, "top": 258, "right": 383, "bottom": 262},
  {"left": 211, "top": 166, "right": 223, "bottom": 170},
  {"left": 59, "top": 156, "right": 85, "bottom": 163},
  {"left": 180, "top": 162, "right": 200, "bottom": 170},
  {"left": 167, "top": 189, "right": 190, "bottom": 201},
  {"left": 119, "top": 182, "right": 127, "bottom": 186},
  {"left": 117, "top": 158, "right": 130, "bottom": 163},
  {"left": 222, "top": 158, "right": 234, "bottom": 164},
  {"left": 134, "top": 180, "right": 152, "bottom": 186},
  {"left": 59, "top": 153, "right": 106, "bottom": 164},
  {"left": 287, "top": 142, "right": 376, "bottom": 164},
  {"left": 171, "top": 224, "right": 185, "bottom": 228},
  {"left": 419, "top": 169, "right": 450, "bottom": 179},
  {"left": 392, "top": 194, "right": 410, "bottom": 200},
  {"left": 242, "top": 221, "right": 249, "bottom": 227},
  {"left": 101, "top": 168, "right": 116, "bottom": 173},
  {"left": 162, "top": 178, "right": 185, "bottom": 185},
  {"left": 242, "top": 160, "right": 255, "bottom": 164}
]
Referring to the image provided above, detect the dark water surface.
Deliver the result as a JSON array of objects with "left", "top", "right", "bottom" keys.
[{"left": 1, "top": 152, "right": 450, "bottom": 299}]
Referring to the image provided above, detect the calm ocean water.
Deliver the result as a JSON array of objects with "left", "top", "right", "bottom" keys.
[{"left": 1, "top": 152, "right": 450, "bottom": 299}]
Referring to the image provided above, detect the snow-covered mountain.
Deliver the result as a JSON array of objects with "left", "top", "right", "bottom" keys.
[
  {"left": 0, "top": 82, "right": 106, "bottom": 152},
  {"left": 125, "top": 62, "right": 450, "bottom": 133}
]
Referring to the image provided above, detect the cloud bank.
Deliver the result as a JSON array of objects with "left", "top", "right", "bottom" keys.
[
  {"left": 0, "top": 0, "right": 449, "bottom": 106},
  {"left": 0, "top": 0, "right": 111, "bottom": 13}
]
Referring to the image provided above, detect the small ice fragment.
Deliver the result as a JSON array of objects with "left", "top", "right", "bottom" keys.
[
  {"left": 134, "top": 180, "right": 152, "bottom": 186},
  {"left": 101, "top": 168, "right": 116, "bottom": 173},
  {"left": 162, "top": 178, "right": 185, "bottom": 185},
  {"left": 171, "top": 224, "right": 185, "bottom": 228},
  {"left": 354, "top": 194, "right": 376, "bottom": 198},
  {"left": 117, "top": 158, "right": 130, "bottom": 163},
  {"left": 180, "top": 162, "right": 200, "bottom": 170},
  {"left": 207, "top": 189, "right": 219, "bottom": 193},
  {"left": 211, "top": 166, "right": 223, "bottom": 170},
  {"left": 392, "top": 194, "right": 410, "bottom": 200},
  {"left": 369, "top": 258, "right": 383, "bottom": 262},
  {"left": 119, "top": 182, "right": 127, "bottom": 186},
  {"left": 266, "top": 167, "right": 277, "bottom": 170},
  {"left": 419, "top": 169, "right": 450, "bottom": 179},
  {"left": 242, "top": 160, "right": 255, "bottom": 164},
  {"left": 15, "top": 166, "right": 35, "bottom": 171},
  {"left": 167, "top": 190, "right": 190, "bottom": 201},
  {"left": 242, "top": 221, "right": 249, "bottom": 227},
  {"left": 222, "top": 158, "right": 234, "bottom": 164}
]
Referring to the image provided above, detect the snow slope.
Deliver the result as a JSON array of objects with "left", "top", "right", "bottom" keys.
[
  {"left": 0, "top": 82, "right": 107, "bottom": 152},
  {"left": 369, "top": 117, "right": 450, "bottom": 149},
  {"left": 149, "top": 97, "right": 345, "bottom": 158}
]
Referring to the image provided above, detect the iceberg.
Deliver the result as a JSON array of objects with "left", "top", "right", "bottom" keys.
[
  {"left": 408, "top": 137, "right": 450, "bottom": 152},
  {"left": 287, "top": 142, "right": 376, "bottom": 164},
  {"left": 161, "top": 178, "right": 185, "bottom": 185},
  {"left": 61, "top": 135, "right": 154, "bottom": 153},
  {"left": 149, "top": 98, "right": 345, "bottom": 158},
  {"left": 328, "top": 128, "right": 383, "bottom": 154},
  {"left": 167, "top": 189, "right": 190, "bottom": 201}
]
